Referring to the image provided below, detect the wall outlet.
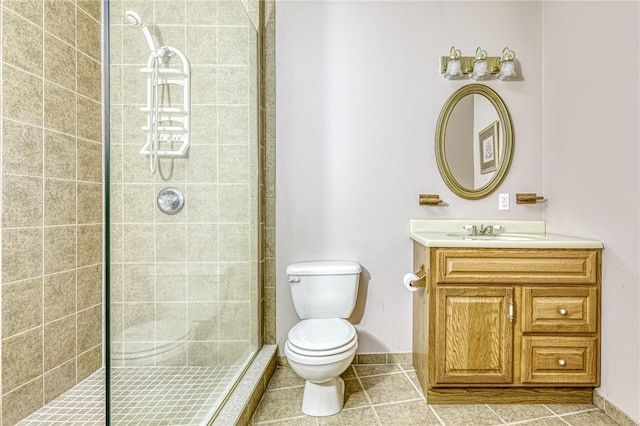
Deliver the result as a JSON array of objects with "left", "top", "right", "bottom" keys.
[{"left": 498, "top": 193, "right": 510, "bottom": 210}]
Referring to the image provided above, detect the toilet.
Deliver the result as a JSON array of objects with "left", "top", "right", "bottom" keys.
[{"left": 284, "top": 260, "right": 362, "bottom": 417}]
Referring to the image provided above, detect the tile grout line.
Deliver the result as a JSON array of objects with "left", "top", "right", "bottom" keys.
[
  {"left": 485, "top": 404, "right": 508, "bottom": 424},
  {"left": 400, "top": 365, "right": 426, "bottom": 403},
  {"left": 370, "top": 397, "right": 426, "bottom": 408},
  {"left": 428, "top": 405, "right": 447, "bottom": 426},
  {"left": 350, "top": 365, "right": 384, "bottom": 426},
  {"left": 503, "top": 414, "right": 570, "bottom": 426}
]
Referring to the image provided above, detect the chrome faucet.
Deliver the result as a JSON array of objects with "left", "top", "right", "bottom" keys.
[{"left": 462, "top": 224, "right": 502, "bottom": 237}]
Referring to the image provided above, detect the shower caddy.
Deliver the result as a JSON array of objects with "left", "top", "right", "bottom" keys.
[{"left": 139, "top": 46, "right": 191, "bottom": 162}]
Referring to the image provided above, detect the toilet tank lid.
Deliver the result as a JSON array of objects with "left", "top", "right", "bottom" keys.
[{"left": 286, "top": 260, "right": 362, "bottom": 275}]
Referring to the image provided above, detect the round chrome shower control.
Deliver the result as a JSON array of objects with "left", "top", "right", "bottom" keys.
[{"left": 157, "top": 187, "right": 185, "bottom": 215}]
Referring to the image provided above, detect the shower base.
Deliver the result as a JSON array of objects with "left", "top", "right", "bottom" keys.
[{"left": 17, "top": 365, "right": 243, "bottom": 425}]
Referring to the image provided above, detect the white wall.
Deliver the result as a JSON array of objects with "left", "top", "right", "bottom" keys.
[
  {"left": 276, "top": 1, "right": 543, "bottom": 354},
  {"left": 276, "top": 1, "right": 640, "bottom": 420},
  {"left": 541, "top": 2, "right": 640, "bottom": 421}
]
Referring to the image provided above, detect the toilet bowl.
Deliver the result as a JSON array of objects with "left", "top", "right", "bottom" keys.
[
  {"left": 284, "top": 319, "right": 357, "bottom": 416},
  {"left": 283, "top": 261, "right": 362, "bottom": 417}
]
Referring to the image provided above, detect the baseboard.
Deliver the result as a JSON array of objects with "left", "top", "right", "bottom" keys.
[
  {"left": 593, "top": 390, "right": 639, "bottom": 426},
  {"left": 277, "top": 352, "right": 413, "bottom": 366}
]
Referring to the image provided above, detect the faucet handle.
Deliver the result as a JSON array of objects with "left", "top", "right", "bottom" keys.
[
  {"left": 462, "top": 225, "right": 478, "bottom": 236},
  {"left": 488, "top": 225, "right": 503, "bottom": 236}
]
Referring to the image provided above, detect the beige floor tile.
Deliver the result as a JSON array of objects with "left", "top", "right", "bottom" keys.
[
  {"left": 489, "top": 404, "right": 555, "bottom": 423},
  {"left": 562, "top": 410, "right": 620, "bottom": 426},
  {"left": 353, "top": 364, "right": 401, "bottom": 377},
  {"left": 516, "top": 417, "right": 570, "bottom": 426},
  {"left": 341, "top": 366, "right": 356, "bottom": 380},
  {"left": 317, "top": 406, "right": 378, "bottom": 426},
  {"left": 359, "top": 373, "right": 422, "bottom": 405},
  {"left": 253, "top": 387, "right": 305, "bottom": 423},
  {"left": 402, "top": 370, "right": 424, "bottom": 396},
  {"left": 399, "top": 363, "right": 415, "bottom": 372},
  {"left": 375, "top": 400, "right": 441, "bottom": 426},
  {"left": 268, "top": 366, "right": 306, "bottom": 390},
  {"left": 430, "top": 404, "right": 504, "bottom": 426},
  {"left": 545, "top": 404, "right": 596, "bottom": 415},
  {"left": 343, "top": 378, "right": 369, "bottom": 410},
  {"left": 252, "top": 416, "right": 318, "bottom": 425}
]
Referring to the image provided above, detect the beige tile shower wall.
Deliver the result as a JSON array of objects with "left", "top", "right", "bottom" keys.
[
  {"left": 109, "top": 0, "right": 259, "bottom": 368},
  {"left": 0, "top": 1, "right": 103, "bottom": 424}
]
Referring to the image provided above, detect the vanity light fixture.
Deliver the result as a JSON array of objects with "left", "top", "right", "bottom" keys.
[
  {"left": 497, "top": 47, "right": 517, "bottom": 81},
  {"left": 440, "top": 46, "right": 517, "bottom": 81},
  {"left": 443, "top": 47, "right": 464, "bottom": 80},
  {"left": 471, "top": 47, "right": 490, "bottom": 81}
]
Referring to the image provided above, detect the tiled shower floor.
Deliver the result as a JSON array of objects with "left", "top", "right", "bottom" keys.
[{"left": 18, "top": 365, "right": 243, "bottom": 425}]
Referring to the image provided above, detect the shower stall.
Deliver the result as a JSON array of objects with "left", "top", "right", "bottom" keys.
[
  {"left": 0, "top": 0, "right": 271, "bottom": 424},
  {"left": 106, "top": 0, "right": 263, "bottom": 423}
]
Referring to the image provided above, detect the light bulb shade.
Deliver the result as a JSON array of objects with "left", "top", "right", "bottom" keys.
[
  {"left": 497, "top": 60, "right": 516, "bottom": 81},
  {"left": 444, "top": 58, "right": 463, "bottom": 80},
  {"left": 471, "top": 59, "right": 490, "bottom": 81}
]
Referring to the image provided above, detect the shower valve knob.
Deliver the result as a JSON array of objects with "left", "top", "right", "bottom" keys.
[{"left": 157, "top": 187, "right": 185, "bottom": 215}]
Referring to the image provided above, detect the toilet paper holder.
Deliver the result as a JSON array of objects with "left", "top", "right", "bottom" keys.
[{"left": 409, "top": 265, "right": 427, "bottom": 288}]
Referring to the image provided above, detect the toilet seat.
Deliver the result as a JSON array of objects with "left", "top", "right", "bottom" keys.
[
  {"left": 285, "top": 318, "right": 358, "bottom": 365},
  {"left": 287, "top": 319, "right": 356, "bottom": 351},
  {"left": 286, "top": 335, "right": 357, "bottom": 357},
  {"left": 284, "top": 338, "right": 357, "bottom": 366}
]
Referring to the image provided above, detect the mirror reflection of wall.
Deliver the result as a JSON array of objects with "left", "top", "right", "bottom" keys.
[
  {"left": 444, "top": 93, "right": 502, "bottom": 190},
  {"left": 445, "top": 95, "right": 474, "bottom": 188}
]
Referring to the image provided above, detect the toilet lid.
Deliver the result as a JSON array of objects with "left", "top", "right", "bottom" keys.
[{"left": 288, "top": 319, "right": 356, "bottom": 351}]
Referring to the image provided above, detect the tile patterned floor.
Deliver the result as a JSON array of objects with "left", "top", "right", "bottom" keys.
[
  {"left": 251, "top": 364, "right": 622, "bottom": 426},
  {"left": 18, "top": 365, "right": 242, "bottom": 425}
]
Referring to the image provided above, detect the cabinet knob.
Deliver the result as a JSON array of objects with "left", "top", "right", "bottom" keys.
[
  {"left": 558, "top": 359, "right": 566, "bottom": 366},
  {"left": 559, "top": 308, "right": 567, "bottom": 315}
]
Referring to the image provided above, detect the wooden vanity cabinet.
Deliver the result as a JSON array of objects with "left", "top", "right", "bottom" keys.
[{"left": 413, "top": 244, "right": 601, "bottom": 404}]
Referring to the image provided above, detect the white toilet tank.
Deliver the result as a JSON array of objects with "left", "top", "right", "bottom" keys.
[{"left": 287, "top": 261, "right": 362, "bottom": 319}]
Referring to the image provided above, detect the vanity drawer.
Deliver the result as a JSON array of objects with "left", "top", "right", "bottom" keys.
[
  {"left": 522, "top": 287, "right": 597, "bottom": 333},
  {"left": 521, "top": 337, "right": 597, "bottom": 385},
  {"left": 433, "top": 249, "right": 598, "bottom": 285}
]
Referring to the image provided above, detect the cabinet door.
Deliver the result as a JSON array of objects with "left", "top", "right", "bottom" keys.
[{"left": 434, "top": 286, "right": 514, "bottom": 385}]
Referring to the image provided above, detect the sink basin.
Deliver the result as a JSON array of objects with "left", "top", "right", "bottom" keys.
[{"left": 445, "top": 233, "right": 547, "bottom": 241}]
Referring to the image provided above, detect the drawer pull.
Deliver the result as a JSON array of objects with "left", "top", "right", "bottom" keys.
[
  {"left": 559, "top": 308, "right": 567, "bottom": 315},
  {"left": 558, "top": 359, "right": 566, "bottom": 366}
]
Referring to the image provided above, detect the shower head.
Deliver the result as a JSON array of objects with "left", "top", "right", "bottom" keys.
[
  {"left": 124, "top": 10, "right": 158, "bottom": 55},
  {"left": 125, "top": 10, "right": 144, "bottom": 27}
]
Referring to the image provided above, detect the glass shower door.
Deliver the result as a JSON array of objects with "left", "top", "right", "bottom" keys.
[{"left": 107, "top": 0, "right": 260, "bottom": 423}]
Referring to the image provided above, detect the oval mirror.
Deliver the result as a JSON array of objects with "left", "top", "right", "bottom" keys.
[{"left": 435, "top": 84, "right": 514, "bottom": 199}]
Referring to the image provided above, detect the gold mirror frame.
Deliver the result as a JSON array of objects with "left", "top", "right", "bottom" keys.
[{"left": 435, "top": 84, "right": 514, "bottom": 200}]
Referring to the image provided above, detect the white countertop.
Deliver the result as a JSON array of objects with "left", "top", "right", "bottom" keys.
[{"left": 410, "top": 219, "right": 604, "bottom": 249}]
